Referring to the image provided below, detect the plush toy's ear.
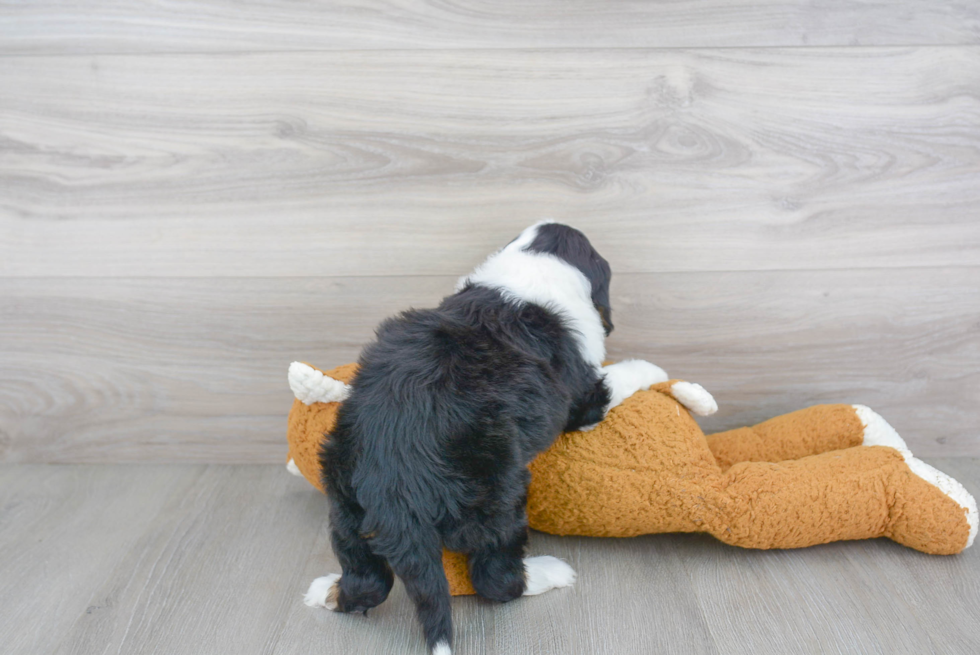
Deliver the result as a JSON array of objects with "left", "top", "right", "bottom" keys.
[
  {"left": 288, "top": 361, "right": 352, "bottom": 405},
  {"left": 285, "top": 362, "right": 355, "bottom": 493}
]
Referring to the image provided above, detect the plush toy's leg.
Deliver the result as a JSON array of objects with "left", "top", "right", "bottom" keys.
[
  {"left": 705, "top": 404, "right": 865, "bottom": 470},
  {"left": 852, "top": 405, "right": 978, "bottom": 549},
  {"left": 700, "top": 445, "right": 976, "bottom": 554}
]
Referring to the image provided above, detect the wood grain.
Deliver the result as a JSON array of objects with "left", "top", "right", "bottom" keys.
[
  {"left": 2, "top": 47, "right": 979, "bottom": 277},
  {"left": 2, "top": 268, "right": 977, "bottom": 463},
  {"left": 0, "top": 465, "right": 205, "bottom": 655},
  {"left": 50, "top": 466, "right": 328, "bottom": 655},
  {"left": 2, "top": 462, "right": 979, "bottom": 654},
  {"left": 1, "top": 1, "right": 978, "bottom": 54}
]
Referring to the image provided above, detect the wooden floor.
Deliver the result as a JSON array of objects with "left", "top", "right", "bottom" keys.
[{"left": 3, "top": 461, "right": 979, "bottom": 655}]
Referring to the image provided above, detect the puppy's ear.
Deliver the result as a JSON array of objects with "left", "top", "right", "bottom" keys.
[
  {"left": 588, "top": 253, "right": 613, "bottom": 335},
  {"left": 596, "top": 301, "right": 614, "bottom": 336}
]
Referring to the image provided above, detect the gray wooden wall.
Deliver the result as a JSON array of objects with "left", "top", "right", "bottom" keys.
[{"left": 2, "top": 2, "right": 978, "bottom": 462}]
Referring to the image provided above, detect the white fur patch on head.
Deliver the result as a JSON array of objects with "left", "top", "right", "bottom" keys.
[
  {"left": 288, "top": 361, "right": 351, "bottom": 405},
  {"left": 670, "top": 381, "right": 718, "bottom": 417},
  {"left": 854, "top": 404, "right": 978, "bottom": 549},
  {"left": 602, "top": 359, "right": 669, "bottom": 413},
  {"left": 457, "top": 222, "right": 606, "bottom": 369},
  {"left": 304, "top": 573, "right": 342, "bottom": 609},
  {"left": 499, "top": 219, "right": 556, "bottom": 254},
  {"left": 286, "top": 458, "right": 303, "bottom": 477},
  {"left": 523, "top": 555, "right": 577, "bottom": 596},
  {"left": 432, "top": 641, "right": 452, "bottom": 655}
]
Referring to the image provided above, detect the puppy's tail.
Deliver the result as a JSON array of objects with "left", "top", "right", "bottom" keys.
[{"left": 368, "top": 509, "right": 453, "bottom": 654}]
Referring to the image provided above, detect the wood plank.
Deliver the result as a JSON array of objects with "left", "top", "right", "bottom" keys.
[
  {"left": 609, "top": 267, "right": 980, "bottom": 457},
  {"left": 49, "top": 465, "right": 328, "bottom": 655},
  {"left": 681, "top": 535, "right": 939, "bottom": 654},
  {"left": 2, "top": 48, "right": 978, "bottom": 277},
  {"left": 2, "top": 268, "right": 977, "bottom": 463},
  {"left": 1, "top": 1, "right": 978, "bottom": 54},
  {"left": 0, "top": 276, "right": 448, "bottom": 463},
  {"left": 0, "top": 465, "right": 206, "bottom": 655},
  {"left": 5, "top": 464, "right": 977, "bottom": 654}
]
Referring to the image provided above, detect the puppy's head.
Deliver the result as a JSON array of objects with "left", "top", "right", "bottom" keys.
[{"left": 508, "top": 222, "right": 614, "bottom": 335}]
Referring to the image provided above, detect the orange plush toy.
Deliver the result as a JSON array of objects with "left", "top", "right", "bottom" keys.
[{"left": 286, "top": 361, "right": 977, "bottom": 596}]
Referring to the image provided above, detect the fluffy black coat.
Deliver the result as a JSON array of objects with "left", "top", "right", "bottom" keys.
[{"left": 320, "top": 225, "right": 612, "bottom": 653}]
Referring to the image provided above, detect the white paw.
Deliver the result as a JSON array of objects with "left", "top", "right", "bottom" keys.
[
  {"left": 288, "top": 362, "right": 351, "bottom": 405},
  {"left": 523, "top": 555, "right": 577, "bottom": 596},
  {"left": 618, "top": 359, "right": 669, "bottom": 388},
  {"left": 304, "top": 573, "right": 341, "bottom": 609},
  {"left": 603, "top": 359, "right": 669, "bottom": 412},
  {"left": 671, "top": 382, "right": 718, "bottom": 417},
  {"left": 432, "top": 642, "right": 452, "bottom": 655},
  {"left": 286, "top": 458, "right": 303, "bottom": 477},
  {"left": 855, "top": 405, "right": 978, "bottom": 549}
]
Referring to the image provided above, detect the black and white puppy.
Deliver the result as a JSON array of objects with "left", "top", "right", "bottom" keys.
[{"left": 303, "top": 222, "right": 667, "bottom": 655}]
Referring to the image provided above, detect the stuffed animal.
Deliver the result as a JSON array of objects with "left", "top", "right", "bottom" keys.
[{"left": 286, "top": 361, "right": 977, "bottom": 596}]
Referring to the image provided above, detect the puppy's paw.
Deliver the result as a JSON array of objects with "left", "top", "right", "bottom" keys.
[
  {"left": 629, "top": 359, "right": 670, "bottom": 389},
  {"left": 523, "top": 555, "right": 577, "bottom": 596},
  {"left": 605, "top": 359, "right": 668, "bottom": 389},
  {"left": 603, "top": 359, "right": 669, "bottom": 412},
  {"left": 304, "top": 573, "right": 342, "bottom": 610}
]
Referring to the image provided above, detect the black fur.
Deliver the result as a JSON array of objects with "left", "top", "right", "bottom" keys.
[
  {"left": 525, "top": 222, "right": 614, "bottom": 336},
  {"left": 320, "top": 224, "right": 612, "bottom": 653}
]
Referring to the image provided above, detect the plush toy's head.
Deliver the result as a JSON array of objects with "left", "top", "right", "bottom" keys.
[{"left": 286, "top": 362, "right": 358, "bottom": 494}]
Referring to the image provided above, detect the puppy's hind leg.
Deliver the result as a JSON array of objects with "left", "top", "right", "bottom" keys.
[
  {"left": 468, "top": 524, "right": 529, "bottom": 602},
  {"left": 469, "top": 517, "right": 576, "bottom": 601},
  {"left": 305, "top": 494, "right": 393, "bottom": 614}
]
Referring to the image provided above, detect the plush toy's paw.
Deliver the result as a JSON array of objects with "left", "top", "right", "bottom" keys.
[
  {"left": 855, "top": 404, "right": 978, "bottom": 549},
  {"left": 671, "top": 382, "right": 718, "bottom": 417},
  {"left": 286, "top": 458, "right": 303, "bottom": 477},
  {"left": 523, "top": 556, "right": 577, "bottom": 596},
  {"left": 288, "top": 362, "right": 352, "bottom": 405},
  {"left": 304, "top": 573, "right": 342, "bottom": 610},
  {"left": 854, "top": 405, "right": 909, "bottom": 451}
]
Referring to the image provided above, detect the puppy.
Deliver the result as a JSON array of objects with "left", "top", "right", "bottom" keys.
[{"left": 304, "top": 221, "right": 667, "bottom": 654}]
